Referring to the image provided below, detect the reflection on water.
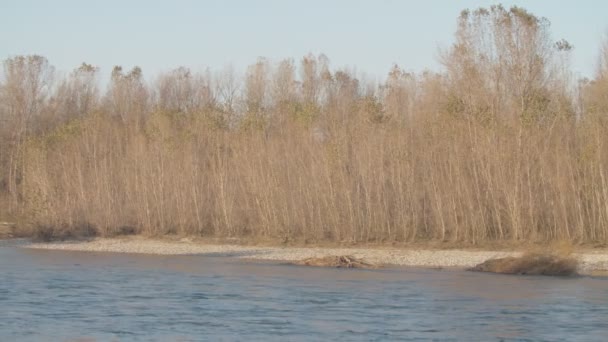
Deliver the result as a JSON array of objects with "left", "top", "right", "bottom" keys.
[{"left": 0, "top": 247, "right": 607, "bottom": 341}]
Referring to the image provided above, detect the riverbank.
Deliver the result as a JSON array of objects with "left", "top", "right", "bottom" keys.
[{"left": 12, "top": 236, "right": 608, "bottom": 275}]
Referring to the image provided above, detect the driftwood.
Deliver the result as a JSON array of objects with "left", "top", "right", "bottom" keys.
[
  {"left": 468, "top": 253, "right": 578, "bottom": 276},
  {"left": 294, "top": 255, "right": 380, "bottom": 269}
]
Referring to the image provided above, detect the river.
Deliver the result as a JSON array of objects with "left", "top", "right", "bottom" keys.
[{"left": 1, "top": 246, "right": 607, "bottom": 341}]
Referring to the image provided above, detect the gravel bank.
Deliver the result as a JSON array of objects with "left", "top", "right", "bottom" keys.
[{"left": 19, "top": 237, "right": 608, "bottom": 274}]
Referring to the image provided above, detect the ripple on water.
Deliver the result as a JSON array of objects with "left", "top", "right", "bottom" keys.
[{"left": 0, "top": 247, "right": 607, "bottom": 341}]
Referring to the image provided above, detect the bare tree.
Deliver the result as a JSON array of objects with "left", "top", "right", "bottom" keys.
[
  {"left": 583, "top": 33, "right": 608, "bottom": 118},
  {"left": 382, "top": 65, "right": 417, "bottom": 122},
  {"left": 0, "top": 55, "right": 54, "bottom": 209},
  {"left": 1, "top": 55, "right": 54, "bottom": 133},
  {"left": 271, "top": 58, "right": 297, "bottom": 119},
  {"left": 442, "top": 5, "right": 568, "bottom": 123},
  {"left": 156, "top": 66, "right": 195, "bottom": 114},
  {"left": 53, "top": 63, "right": 99, "bottom": 121},
  {"left": 300, "top": 54, "right": 319, "bottom": 107},
  {"left": 244, "top": 57, "right": 270, "bottom": 124},
  {"left": 214, "top": 65, "right": 240, "bottom": 127},
  {"left": 327, "top": 69, "right": 360, "bottom": 123},
  {"left": 105, "top": 66, "right": 148, "bottom": 124}
]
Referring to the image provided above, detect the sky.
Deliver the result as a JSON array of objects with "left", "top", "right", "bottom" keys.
[{"left": 1, "top": 0, "right": 607, "bottom": 83}]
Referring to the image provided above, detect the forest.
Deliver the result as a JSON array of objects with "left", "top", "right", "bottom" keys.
[{"left": 1, "top": 5, "right": 608, "bottom": 244}]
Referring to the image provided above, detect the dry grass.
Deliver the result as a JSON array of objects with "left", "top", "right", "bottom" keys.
[
  {"left": 468, "top": 252, "right": 579, "bottom": 276},
  {"left": 469, "top": 240, "right": 580, "bottom": 276},
  {"left": 294, "top": 256, "right": 380, "bottom": 269}
]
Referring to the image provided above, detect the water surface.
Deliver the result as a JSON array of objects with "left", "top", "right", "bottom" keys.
[{"left": 0, "top": 246, "right": 607, "bottom": 341}]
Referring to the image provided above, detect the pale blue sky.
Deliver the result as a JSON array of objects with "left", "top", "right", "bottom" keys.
[{"left": 1, "top": 0, "right": 607, "bottom": 81}]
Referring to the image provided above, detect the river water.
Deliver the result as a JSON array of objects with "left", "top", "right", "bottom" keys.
[{"left": 0, "top": 246, "right": 607, "bottom": 341}]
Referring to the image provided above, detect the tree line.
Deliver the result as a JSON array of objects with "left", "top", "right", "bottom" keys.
[{"left": 2, "top": 5, "right": 608, "bottom": 243}]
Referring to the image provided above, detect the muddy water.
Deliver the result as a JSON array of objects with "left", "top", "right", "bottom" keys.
[{"left": 1, "top": 246, "right": 607, "bottom": 341}]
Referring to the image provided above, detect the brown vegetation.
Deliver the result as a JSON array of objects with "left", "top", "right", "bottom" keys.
[
  {"left": 468, "top": 253, "right": 579, "bottom": 276},
  {"left": 0, "top": 222, "right": 14, "bottom": 239},
  {"left": 28, "top": 222, "right": 97, "bottom": 242},
  {"left": 294, "top": 256, "right": 380, "bottom": 269},
  {"left": 1, "top": 5, "right": 608, "bottom": 246}
]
